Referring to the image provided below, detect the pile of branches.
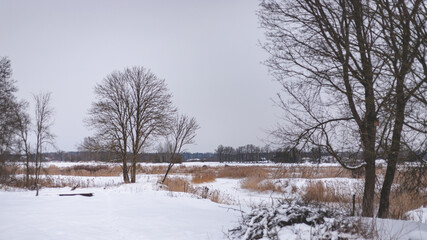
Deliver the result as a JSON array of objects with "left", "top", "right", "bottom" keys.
[{"left": 227, "top": 200, "right": 362, "bottom": 240}]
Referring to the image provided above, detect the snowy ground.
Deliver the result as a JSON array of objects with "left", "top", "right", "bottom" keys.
[
  {"left": 0, "top": 182, "right": 241, "bottom": 240},
  {"left": 1, "top": 162, "right": 427, "bottom": 239}
]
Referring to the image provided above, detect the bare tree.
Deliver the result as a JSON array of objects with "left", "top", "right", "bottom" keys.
[
  {"left": 259, "top": 0, "right": 426, "bottom": 217},
  {"left": 0, "top": 56, "right": 30, "bottom": 185},
  {"left": 0, "top": 57, "right": 20, "bottom": 157},
  {"left": 215, "top": 145, "right": 225, "bottom": 162},
  {"left": 78, "top": 136, "right": 103, "bottom": 152},
  {"left": 87, "top": 67, "right": 175, "bottom": 183},
  {"left": 88, "top": 71, "right": 132, "bottom": 182},
  {"left": 126, "top": 67, "right": 175, "bottom": 183},
  {"left": 15, "top": 100, "right": 32, "bottom": 187},
  {"left": 34, "top": 92, "right": 54, "bottom": 196},
  {"left": 374, "top": 0, "right": 427, "bottom": 218},
  {"left": 161, "top": 114, "right": 200, "bottom": 183}
]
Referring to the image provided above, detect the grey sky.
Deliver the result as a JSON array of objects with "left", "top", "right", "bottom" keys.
[{"left": 0, "top": 0, "right": 279, "bottom": 153}]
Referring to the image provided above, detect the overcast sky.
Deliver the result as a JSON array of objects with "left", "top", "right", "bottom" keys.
[{"left": 0, "top": 0, "right": 280, "bottom": 153}]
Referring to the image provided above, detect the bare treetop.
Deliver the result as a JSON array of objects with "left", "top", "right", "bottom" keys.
[{"left": 87, "top": 66, "right": 176, "bottom": 183}]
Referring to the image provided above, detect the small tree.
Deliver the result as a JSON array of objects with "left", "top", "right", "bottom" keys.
[
  {"left": 34, "top": 92, "right": 54, "bottom": 196},
  {"left": 161, "top": 114, "right": 199, "bottom": 183},
  {"left": 0, "top": 57, "right": 31, "bottom": 185},
  {"left": 15, "top": 100, "right": 31, "bottom": 187},
  {"left": 0, "top": 57, "right": 21, "bottom": 158}
]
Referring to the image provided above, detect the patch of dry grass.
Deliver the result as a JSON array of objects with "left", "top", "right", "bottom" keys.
[
  {"left": 216, "top": 166, "right": 269, "bottom": 179},
  {"left": 389, "top": 190, "right": 427, "bottom": 220},
  {"left": 303, "top": 181, "right": 351, "bottom": 204},
  {"left": 160, "top": 176, "right": 231, "bottom": 204},
  {"left": 191, "top": 170, "right": 216, "bottom": 184},
  {"left": 273, "top": 166, "right": 359, "bottom": 179},
  {"left": 43, "top": 165, "right": 122, "bottom": 177},
  {"left": 6, "top": 175, "right": 118, "bottom": 189},
  {"left": 241, "top": 177, "right": 282, "bottom": 192},
  {"left": 139, "top": 165, "right": 168, "bottom": 174},
  {"left": 161, "top": 177, "right": 191, "bottom": 193}
]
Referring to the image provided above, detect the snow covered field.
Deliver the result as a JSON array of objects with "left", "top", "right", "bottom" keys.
[
  {"left": 1, "top": 162, "right": 427, "bottom": 239},
  {"left": 0, "top": 186, "right": 240, "bottom": 240}
]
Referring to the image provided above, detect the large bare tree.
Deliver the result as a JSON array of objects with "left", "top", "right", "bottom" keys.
[
  {"left": 259, "top": 0, "right": 426, "bottom": 217},
  {"left": 126, "top": 67, "right": 175, "bottom": 183},
  {"left": 88, "top": 71, "right": 132, "bottom": 182},
  {"left": 374, "top": 0, "right": 427, "bottom": 218},
  {"left": 161, "top": 114, "right": 199, "bottom": 183},
  {"left": 87, "top": 67, "right": 175, "bottom": 183}
]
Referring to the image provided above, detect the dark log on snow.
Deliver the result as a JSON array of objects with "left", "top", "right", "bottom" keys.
[{"left": 59, "top": 193, "right": 93, "bottom": 197}]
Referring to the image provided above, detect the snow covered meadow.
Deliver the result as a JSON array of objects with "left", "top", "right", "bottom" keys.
[{"left": 1, "top": 161, "right": 427, "bottom": 239}]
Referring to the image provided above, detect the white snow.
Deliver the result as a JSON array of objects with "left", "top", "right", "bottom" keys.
[
  {"left": 0, "top": 184, "right": 240, "bottom": 240},
  {"left": 407, "top": 207, "right": 427, "bottom": 224},
  {"left": 2, "top": 162, "right": 427, "bottom": 240}
]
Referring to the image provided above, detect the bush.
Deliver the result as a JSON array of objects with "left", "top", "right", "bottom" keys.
[{"left": 227, "top": 201, "right": 363, "bottom": 240}]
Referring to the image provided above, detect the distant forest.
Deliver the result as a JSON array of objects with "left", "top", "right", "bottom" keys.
[{"left": 38, "top": 144, "right": 425, "bottom": 164}]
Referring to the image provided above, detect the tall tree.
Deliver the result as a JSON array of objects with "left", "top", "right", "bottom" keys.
[
  {"left": 126, "top": 67, "right": 175, "bottom": 183},
  {"left": 88, "top": 71, "right": 132, "bottom": 182},
  {"left": 375, "top": 0, "right": 427, "bottom": 218},
  {"left": 87, "top": 67, "right": 175, "bottom": 183},
  {"left": 259, "top": 0, "right": 426, "bottom": 217}
]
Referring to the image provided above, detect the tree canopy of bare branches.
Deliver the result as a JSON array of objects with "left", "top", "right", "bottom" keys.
[
  {"left": 34, "top": 92, "right": 55, "bottom": 196},
  {"left": 161, "top": 114, "right": 200, "bottom": 183},
  {"left": 259, "top": 0, "right": 426, "bottom": 217},
  {"left": 87, "top": 66, "right": 176, "bottom": 183},
  {"left": 0, "top": 57, "right": 21, "bottom": 156}
]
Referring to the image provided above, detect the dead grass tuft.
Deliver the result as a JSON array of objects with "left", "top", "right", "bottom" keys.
[
  {"left": 303, "top": 181, "right": 351, "bottom": 204},
  {"left": 44, "top": 165, "right": 122, "bottom": 177},
  {"left": 141, "top": 165, "right": 168, "bottom": 174},
  {"left": 6, "top": 175, "right": 118, "bottom": 189},
  {"left": 216, "top": 166, "right": 269, "bottom": 179},
  {"left": 191, "top": 170, "right": 216, "bottom": 184},
  {"left": 161, "top": 177, "right": 191, "bottom": 193},
  {"left": 160, "top": 176, "right": 231, "bottom": 204},
  {"left": 273, "top": 166, "right": 358, "bottom": 179},
  {"left": 389, "top": 190, "right": 427, "bottom": 220},
  {"left": 241, "top": 176, "right": 282, "bottom": 192}
]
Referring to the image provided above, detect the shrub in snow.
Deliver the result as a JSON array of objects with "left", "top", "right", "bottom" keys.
[{"left": 227, "top": 200, "right": 362, "bottom": 240}]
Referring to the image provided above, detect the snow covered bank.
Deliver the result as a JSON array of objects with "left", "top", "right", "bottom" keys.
[
  {"left": 407, "top": 207, "right": 427, "bottom": 224},
  {"left": 0, "top": 185, "right": 241, "bottom": 240}
]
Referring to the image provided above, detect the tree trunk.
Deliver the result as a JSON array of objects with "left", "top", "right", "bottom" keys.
[
  {"left": 362, "top": 159, "right": 376, "bottom": 217},
  {"left": 378, "top": 79, "right": 406, "bottom": 218},
  {"left": 25, "top": 156, "right": 30, "bottom": 188},
  {"left": 162, "top": 162, "right": 174, "bottom": 184},
  {"left": 131, "top": 155, "right": 136, "bottom": 183},
  {"left": 122, "top": 154, "right": 130, "bottom": 183},
  {"left": 360, "top": 76, "right": 377, "bottom": 217}
]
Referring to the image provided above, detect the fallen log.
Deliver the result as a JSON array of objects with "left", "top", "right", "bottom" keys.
[{"left": 59, "top": 193, "right": 93, "bottom": 197}]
